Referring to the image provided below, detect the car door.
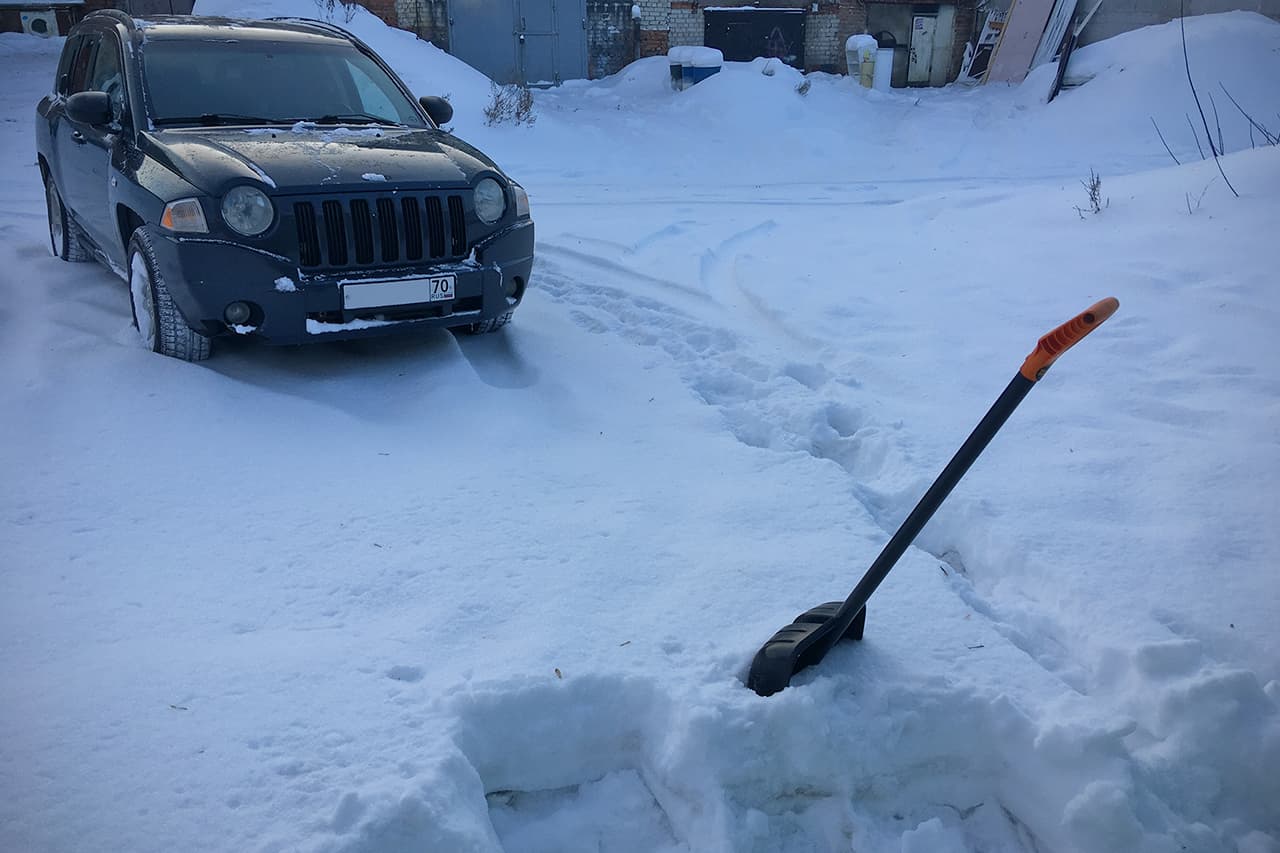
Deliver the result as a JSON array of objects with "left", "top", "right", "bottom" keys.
[
  {"left": 50, "top": 33, "right": 95, "bottom": 202},
  {"left": 59, "top": 29, "right": 130, "bottom": 256}
]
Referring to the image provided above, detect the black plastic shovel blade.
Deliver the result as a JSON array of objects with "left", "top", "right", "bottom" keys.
[{"left": 745, "top": 603, "right": 866, "bottom": 697}]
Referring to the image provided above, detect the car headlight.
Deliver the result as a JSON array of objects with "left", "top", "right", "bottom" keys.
[
  {"left": 513, "top": 184, "right": 530, "bottom": 219},
  {"left": 474, "top": 177, "right": 506, "bottom": 224},
  {"left": 221, "top": 186, "right": 274, "bottom": 236}
]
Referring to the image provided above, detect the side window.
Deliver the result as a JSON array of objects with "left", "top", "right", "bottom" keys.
[
  {"left": 88, "top": 36, "right": 127, "bottom": 122},
  {"left": 55, "top": 35, "right": 82, "bottom": 96},
  {"left": 66, "top": 35, "right": 98, "bottom": 96}
]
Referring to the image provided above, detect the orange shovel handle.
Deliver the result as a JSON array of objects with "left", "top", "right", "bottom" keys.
[{"left": 1019, "top": 297, "right": 1120, "bottom": 381}]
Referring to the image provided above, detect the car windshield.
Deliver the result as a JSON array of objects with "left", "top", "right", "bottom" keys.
[{"left": 141, "top": 37, "right": 428, "bottom": 128}]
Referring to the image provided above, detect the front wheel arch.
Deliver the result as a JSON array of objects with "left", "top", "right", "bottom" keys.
[
  {"left": 127, "top": 229, "right": 212, "bottom": 362},
  {"left": 116, "top": 205, "right": 145, "bottom": 262}
]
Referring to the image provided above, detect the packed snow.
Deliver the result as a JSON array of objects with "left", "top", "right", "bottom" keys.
[{"left": 1, "top": 7, "right": 1278, "bottom": 853}]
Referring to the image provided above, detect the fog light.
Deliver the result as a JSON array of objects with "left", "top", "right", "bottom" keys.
[{"left": 224, "top": 301, "right": 252, "bottom": 325}]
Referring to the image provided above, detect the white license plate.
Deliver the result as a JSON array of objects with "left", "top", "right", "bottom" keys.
[{"left": 343, "top": 275, "right": 455, "bottom": 310}]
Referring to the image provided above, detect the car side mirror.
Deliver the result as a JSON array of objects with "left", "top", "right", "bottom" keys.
[
  {"left": 66, "top": 91, "right": 112, "bottom": 126},
  {"left": 419, "top": 96, "right": 453, "bottom": 126}
]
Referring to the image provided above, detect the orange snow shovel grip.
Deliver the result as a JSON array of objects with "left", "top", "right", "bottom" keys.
[
  {"left": 1020, "top": 297, "right": 1119, "bottom": 381},
  {"left": 747, "top": 297, "right": 1120, "bottom": 696}
]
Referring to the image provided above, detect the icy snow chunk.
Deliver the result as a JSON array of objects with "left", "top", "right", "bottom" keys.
[
  {"left": 900, "top": 818, "right": 968, "bottom": 853},
  {"left": 331, "top": 791, "right": 364, "bottom": 833},
  {"left": 229, "top": 324, "right": 257, "bottom": 335},
  {"left": 362, "top": 173, "right": 388, "bottom": 182},
  {"left": 1062, "top": 780, "right": 1144, "bottom": 851},
  {"left": 273, "top": 276, "right": 296, "bottom": 293},
  {"left": 1132, "top": 638, "right": 1203, "bottom": 679}
]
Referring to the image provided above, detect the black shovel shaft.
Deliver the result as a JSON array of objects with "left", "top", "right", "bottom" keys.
[{"left": 833, "top": 373, "right": 1034, "bottom": 623}]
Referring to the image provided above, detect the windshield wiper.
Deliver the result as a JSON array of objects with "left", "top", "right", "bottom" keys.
[
  {"left": 308, "top": 113, "right": 404, "bottom": 126},
  {"left": 154, "top": 114, "right": 291, "bottom": 127}
]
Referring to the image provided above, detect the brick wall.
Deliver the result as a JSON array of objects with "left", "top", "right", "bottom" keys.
[
  {"left": 668, "top": 0, "right": 701, "bottom": 47},
  {"left": 950, "top": 1, "right": 978, "bottom": 79},
  {"left": 587, "top": 2, "right": 638, "bottom": 78},
  {"left": 837, "top": 1, "right": 868, "bottom": 39},
  {"left": 804, "top": 9, "right": 842, "bottom": 72},
  {"left": 393, "top": 0, "right": 449, "bottom": 49},
  {"left": 634, "top": 0, "right": 670, "bottom": 32},
  {"left": 639, "top": 28, "right": 670, "bottom": 56},
  {"left": 635, "top": 0, "right": 670, "bottom": 57},
  {"left": 361, "top": 0, "right": 398, "bottom": 27}
]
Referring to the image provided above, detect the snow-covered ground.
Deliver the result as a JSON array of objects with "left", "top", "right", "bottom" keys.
[{"left": 2, "top": 8, "right": 1278, "bottom": 853}]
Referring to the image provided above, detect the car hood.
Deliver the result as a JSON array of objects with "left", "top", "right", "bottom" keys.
[{"left": 139, "top": 125, "right": 501, "bottom": 195}]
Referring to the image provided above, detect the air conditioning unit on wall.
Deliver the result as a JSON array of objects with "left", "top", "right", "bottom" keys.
[{"left": 20, "top": 10, "right": 61, "bottom": 38}]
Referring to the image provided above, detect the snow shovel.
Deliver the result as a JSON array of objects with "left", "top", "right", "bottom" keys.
[{"left": 747, "top": 297, "right": 1119, "bottom": 697}]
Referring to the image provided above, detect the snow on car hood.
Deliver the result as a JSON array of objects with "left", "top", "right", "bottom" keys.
[{"left": 139, "top": 125, "right": 499, "bottom": 195}]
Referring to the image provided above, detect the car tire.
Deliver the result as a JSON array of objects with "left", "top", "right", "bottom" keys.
[
  {"left": 128, "top": 230, "right": 211, "bottom": 362},
  {"left": 45, "top": 179, "right": 92, "bottom": 262},
  {"left": 463, "top": 311, "right": 513, "bottom": 335}
]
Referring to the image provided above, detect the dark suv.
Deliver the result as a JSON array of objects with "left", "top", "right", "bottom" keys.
[{"left": 36, "top": 12, "right": 534, "bottom": 361}]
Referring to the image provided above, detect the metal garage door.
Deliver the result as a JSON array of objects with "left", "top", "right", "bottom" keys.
[
  {"left": 704, "top": 8, "right": 806, "bottom": 68},
  {"left": 449, "top": 0, "right": 587, "bottom": 86}
]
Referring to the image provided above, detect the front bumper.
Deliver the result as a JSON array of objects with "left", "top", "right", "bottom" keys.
[{"left": 148, "top": 219, "right": 534, "bottom": 345}]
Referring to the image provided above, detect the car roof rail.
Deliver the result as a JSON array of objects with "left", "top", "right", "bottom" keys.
[
  {"left": 263, "top": 16, "right": 354, "bottom": 39},
  {"left": 84, "top": 8, "right": 138, "bottom": 30}
]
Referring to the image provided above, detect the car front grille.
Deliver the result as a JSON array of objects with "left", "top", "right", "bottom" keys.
[{"left": 293, "top": 192, "right": 468, "bottom": 270}]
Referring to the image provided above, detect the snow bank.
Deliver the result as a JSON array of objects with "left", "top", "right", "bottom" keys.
[{"left": 1020, "top": 12, "right": 1280, "bottom": 158}]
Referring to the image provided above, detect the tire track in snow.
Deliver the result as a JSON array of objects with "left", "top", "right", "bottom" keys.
[{"left": 694, "top": 220, "right": 828, "bottom": 351}]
